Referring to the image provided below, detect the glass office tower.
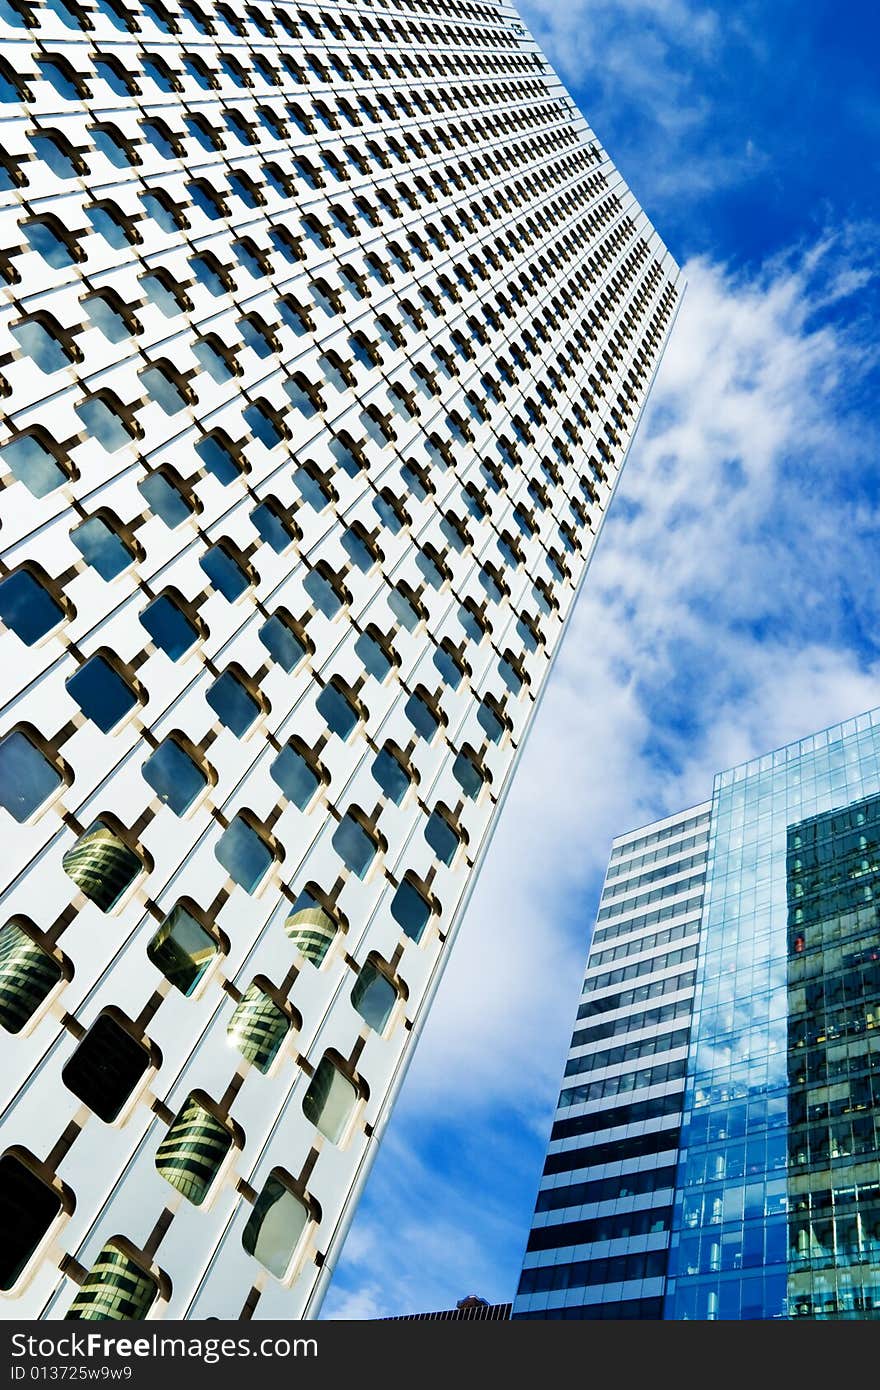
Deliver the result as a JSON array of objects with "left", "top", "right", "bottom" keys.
[
  {"left": 516, "top": 708, "right": 880, "bottom": 1319},
  {"left": 0, "top": 0, "right": 681, "bottom": 1321}
]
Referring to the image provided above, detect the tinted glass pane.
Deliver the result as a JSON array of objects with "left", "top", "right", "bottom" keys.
[
  {"left": 25, "top": 220, "right": 75, "bottom": 268},
  {"left": 200, "top": 546, "right": 248, "bottom": 601},
  {"left": 351, "top": 964, "right": 396, "bottom": 1033},
  {"left": 331, "top": 815, "right": 376, "bottom": 878},
  {"left": 303, "top": 569, "right": 341, "bottom": 617},
  {"left": 215, "top": 816, "right": 273, "bottom": 893},
  {"left": 65, "top": 1243, "right": 157, "bottom": 1321},
  {"left": 242, "top": 1173, "right": 308, "bottom": 1279},
  {"left": 478, "top": 703, "right": 505, "bottom": 743},
  {"left": 302, "top": 1057, "right": 355, "bottom": 1143},
  {"left": 452, "top": 752, "right": 483, "bottom": 799},
  {"left": 389, "top": 589, "right": 419, "bottom": 631},
  {"left": 206, "top": 671, "right": 259, "bottom": 736},
  {"left": 251, "top": 502, "right": 292, "bottom": 553},
  {"left": 391, "top": 880, "right": 430, "bottom": 942},
  {"left": 283, "top": 893, "right": 337, "bottom": 965},
  {"left": 71, "top": 516, "right": 131, "bottom": 580},
  {"left": 61, "top": 1013, "right": 150, "bottom": 1122},
  {"left": 139, "top": 473, "right": 191, "bottom": 528},
  {"left": 62, "top": 822, "right": 141, "bottom": 912},
  {"left": 143, "top": 739, "right": 207, "bottom": 815},
  {"left": 316, "top": 685, "right": 357, "bottom": 739},
  {"left": 2, "top": 434, "right": 65, "bottom": 497},
  {"left": 227, "top": 984, "right": 289, "bottom": 1073},
  {"left": 147, "top": 904, "right": 216, "bottom": 996},
  {"left": 155, "top": 1095, "right": 231, "bottom": 1205},
  {"left": 426, "top": 813, "right": 458, "bottom": 865},
  {"left": 341, "top": 529, "right": 373, "bottom": 572},
  {"left": 259, "top": 614, "right": 306, "bottom": 672},
  {"left": 195, "top": 434, "right": 240, "bottom": 484},
  {"left": 0, "top": 731, "right": 62, "bottom": 822},
  {"left": 11, "top": 319, "right": 69, "bottom": 373},
  {"left": 66, "top": 656, "right": 137, "bottom": 733},
  {"left": 0, "top": 919, "right": 63, "bottom": 1034},
  {"left": 140, "top": 594, "right": 199, "bottom": 660},
  {"left": 270, "top": 745, "right": 319, "bottom": 809},
  {"left": 0, "top": 569, "right": 64, "bottom": 644},
  {"left": 75, "top": 397, "right": 131, "bottom": 452},
  {"left": 84, "top": 295, "right": 130, "bottom": 344},
  {"left": 0, "top": 1154, "right": 62, "bottom": 1291},
  {"left": 355, "top": 632, "right": 391, "bottom": 681},
  {"left": 405, "top": 693, "right": 438, "bottom": 740},
  {"left": 433, "top": 647, "right": 462, "bottom": 688}
]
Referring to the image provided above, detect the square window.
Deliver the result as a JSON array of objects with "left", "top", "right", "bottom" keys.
[
  {"left": 62, "top": 821, "right": 142, "bottom": 913},
  {"left": 0, "top": 729, "right": 62, "bottom": 822},
  {"left": 0, "top": 1153, "right": 63, "bottom": 1292},
  {"left": 215, "top": 815, "right": 274, "bottom": 893},
  {"left": 0, "top": 567, "right": 65, "bottom": 645},
  {"left": 142, "top": 738, "right": 208, "bottom": 815},
  {"left": 316, "top": 684, "right": 357, "bottom": 739},
  {"left": 242, "top": 1171, "right": 309, "bottom": 1280},
  {"left": 70, "top": 516, "right": 132, "bottom": 580},
  {"left": 200, "top": 545, "right": 249, "bottom": 601},
  {"left": 302, "top": 1057, "right": 356, "bottom": 1144},
  {"left": 304, "top": 569, "right": 342, "bottom": 618},
  {"left": 452, "top": 752, "right": 484, "bottom": 800},
  {"left": 2, "top": 433, "right": 67, "bottom": 497},
  {"left": 355, "top": 631, "right": 392, "bottom": 681},
  {"left": 351, "top": 963, "right": 396, "bottom": 1033},
  {"left": 139, "top": 471, "right": 192, "bottom": 528},
  {"left": 66, "top": 655, "right": 138, "bottom": 733},
  {"left": 227, "top": 983, "right": 289, "bottom": 1072},
  {"left": 341, "top": 529, "right": 374, "bottom": 573},
  {"left": 405, "top": 693, "right": 438, "bottom": 740},
  {"left": 251, "top": 501, "right": 294, "bottom": 553},
  {"left": 0, "top": 919, "right": 64, "bottom": 1034},
  {"left": 155, "top": 1094, "right": 232, "bottom": 1204},
  {"left": 61, "top": 1012, "right": 150, "bottom": 1122},
  {"left": 332, "top": 814, "right": 377, "bottom": 879},
  {"left": 283, "top": 892, "right": 337, "bottom": 966},
  {"left": 270, "top": 744, "right": 319, "bottom": 809},
  {"left": 206, "top": 670, "right": 260, "bottom": 736},
  {"left": 140, "top": 593, "right": 199, "bottom": 660},
  {"left": 478, "top": 702, "right": 505, "bottom": 743},
  {"left": 75, "top": 396, "right": 132, "bottom": 453},
  {"left": 391, "top": 880, "right": 431, "bottom": 942},
  {"left": 259, "top": 613, "right": 307, "bottom": 672},
  {"left": 425, "top": 812, "right": 459, "bottom": 865},
  {"left": 371, "top": 748, "right": 409, "bottom": 804},
  {"left": 195, "top": 433, "right": 241, "bottom": 485},
  {"left": 147, "top": 904, "right": 217, "bottom": 996},
  {"left": 65, "top": 1242, "right": 158, "bottom": 1321}
]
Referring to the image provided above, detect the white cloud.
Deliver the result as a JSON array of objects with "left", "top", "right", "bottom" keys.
[{"left": 324, "top": 233, "right": 880, "bottom": 1318}]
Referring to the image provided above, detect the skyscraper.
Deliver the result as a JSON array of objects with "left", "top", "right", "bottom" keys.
[
  {"left": 0, "top": 0, "right": 681, "bottom": 1320},
  {"left": 515, "top": 708, "right": 880, "bottom": 1320}
]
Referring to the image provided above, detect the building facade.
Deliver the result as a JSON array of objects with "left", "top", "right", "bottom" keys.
[
  {"left": 515, "top": 709, "right": 880, "bottom": 1319},
  {"left": 0, "top": 0, "right": 681, "bottom": 1320},
  {"left": 382, "top": 1294, "right": 511, "bottom": 1320}
]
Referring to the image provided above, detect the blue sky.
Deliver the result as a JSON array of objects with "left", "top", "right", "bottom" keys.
[{"left": 323, "top": 1, "right": 880, "bottom": 1317}]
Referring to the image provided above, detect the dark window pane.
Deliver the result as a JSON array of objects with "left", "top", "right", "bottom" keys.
[
  {"left": 425, "top": 813, "right": 458, "bottom": 865},
  {"left": 391, "top": 881, "right": 431, "bottom": 942},
  {"left": 140, "top": 593, "right": 199, "bottom": 660},
  {"left": 355, "top": 631, "right": 391, "bottom": 681},
  {"left": 155, "top": 1095, "right": 232, "bottom": 1205},
  {"left": 302, "top": 1056, "right": 355, "bottom": 1143},
  {"left": 61, "top": 1013, "right": 150, "bottom": 1122},
  {"left": 200, "top": 545, "right": 248, "bottom": 601},
  {"left": 332, "top": 815, "right": 376, "bottom": 878},
  {"left": 251, "top": 501, "right": 292, "bottom": 553},
  {"left": 405, "top": 693, "right": 438, "bottom": 740},
  {"left": 139, "top": 472, "right": 191, "bottom": 528},
  {"left": 478, "top": 702, "right": 505, "bottom": 743},
  {"left": 241, "top": 1172, "right": 308, "bottom": 1278},
  {"left": 452, "top": 752, "right": 483, "bottom": 799},
  {"left": 195, "top": 434, "right": 240, "bottom": 484},
  {"left": 142, "top": 738, "right": 207, "bottom": 815},
  {"left": 71, "top": 516, "right": 132, "bottom": 580},
  {"left": 65, "top": 1242, "right": 157, "bottom": 1321},
  {"left": 351, "top": 963, "right": 395, "bottom": 1032},
  {"left": 371, "top": 748, "right": 409, "bottom": 804},
  {"left": 66, "top": 656, "right": 137, "bottom": 733},
  {"left": 0, "top": 731, "right": 62, "bottom": 822},
  {"left": 316, "top": 685, "right": 357, "bottom": 739},
  {"left": 0, "top": 569, "right": 64, "bottom": 644},
  {"left": 0, "top": 1154, "right": 62, "bottom": 1292}
]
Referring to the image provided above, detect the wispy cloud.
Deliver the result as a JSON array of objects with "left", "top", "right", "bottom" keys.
[{"left": 324, "top": 231, "right": 880, "bottom": 1318}]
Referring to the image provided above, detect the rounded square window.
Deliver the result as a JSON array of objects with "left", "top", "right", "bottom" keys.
[
  {"left": 2, "top": 432, "right": 68, "bottom": 497},
  {"left": 242, "top": 1171, "right": 309, "bottom": 1281},
  {"left": 0, "top": 920, "right": 64, "bottom": 1034},
  {"left": 283, "top": 892, "right": 337, "bottom": 966},
  {"left": 332, "top": 813, "right": 378, "bottom": 879},
  {"left": 316, "top": 684, "right": 358, "bottom": 739},
  {"left": 391, "top": 880, "right": 431, "bottom": 942},
  {"left": 371, "top": 747, "right": 410, "bottom": 805},
  {"left": 425, "top": 812, "right": 459, "bottom": 865},
  {"left": 143, "top": 737, "right": 208, "bottom": 816},
  {"left": 62, "top": 821, "right": 142, "bottom": 913},
  {"left": 0, "top": 728, "right": 63, "bottom": 823},
  {"left": 351, "top": 963, "right": 396, "bottom": 1034},
  {"left": 61, "top": 1011, "right": 151, "bottom": 1123},
  {"left": 65, "top": 1241, "right": 158, "bottom": 1321},
  {"left": 270, "top": 744, "right": 320, "bottom": 810},
  {"left": 66, "top": 655, "right": 138, "bottom": 733},
  {"left": 302, "top": 1057, "right": 356, "bottom": 1145},
  {"left": 147, "top": 904, "right": 217, "bottom": 996},
  {"left": 70, "top": 515, "right": 134, "bottom": 580},
  {"left": 227, "top": 983, "right": 289, "bottom": 1073},
  {"left": 200, "top": 544, "right": 249, "bottom": 601},
  {"left": 0, "top": 566, "right": 66, "bottom": 645},
  {"left": 155, "top": 1094, "right": 233, "bottom": 1205},
  {"left": 259, "top": 612, "right": 308, "bottom": 673},
  {"left": 0, "top": 1153, "right": 64, "bottom": 1293},
  {"left": 140, "top": 592, "right": 200, "bottom": 660},
  {"left": 215, "top": 814, "right": 274, "bottom": 894},
  {"left": 206, "top": 670, "right": 260, "bottom": 737}
]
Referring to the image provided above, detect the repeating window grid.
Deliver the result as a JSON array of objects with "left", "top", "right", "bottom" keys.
[{"left": 0, "top": 0, "right": 681, "bottom": 1321}]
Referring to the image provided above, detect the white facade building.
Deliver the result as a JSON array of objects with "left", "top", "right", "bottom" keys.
[{"left": 0, "top": 0, "right": 680, "bottom": 1320}]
